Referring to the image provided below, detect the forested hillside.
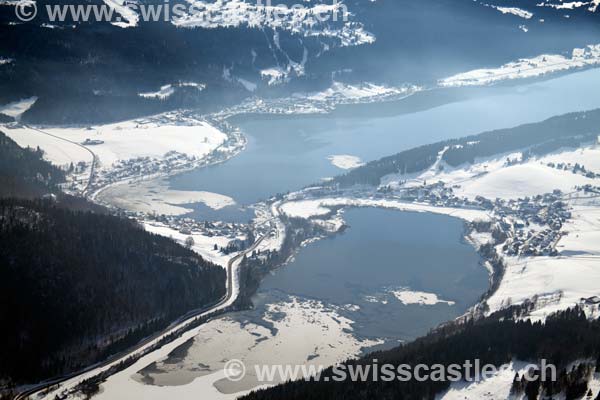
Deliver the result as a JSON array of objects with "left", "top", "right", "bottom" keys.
[
  {"left": 0, "top": 133, "right": 227, "bottom": 385},
  {"left": 0, "top": 130, "right": 65, "bottom": 198},
  {"left": 244, "top": 307, "right": 600, "bottom": 400},
  {"left": 332, "top": 109, "right": 600, "bottom": 187},
  {"left": 0, "top": 199, "right": 226, "bottom": 383}
]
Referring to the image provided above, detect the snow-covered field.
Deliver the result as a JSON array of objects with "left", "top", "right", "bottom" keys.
[
  {"left": 439, "top": 44, "right": 600, "bottom": 87},
  {"left": 3, "top": 124, "right": 93, "bottom": 167},
  {"left": 487, "top": 203, "right": 600, "bottom": 320},
  {"left": 143, "top": 221, "right": 242, "bottom": 267},
  {"left": 2, "top": 112, "right": 231, "bottom": 197},
  {"left": 16, "top": 117, "right": 225, "bottom": 169},
  {"left": 383, "top": 145, "right": 598, "bottom": 201},
  {"left": 454, "top": 163, "right": 595, "bottom": 200}
]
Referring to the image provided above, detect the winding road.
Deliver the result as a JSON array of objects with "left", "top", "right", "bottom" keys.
[
  {"left": 14, "top": 235, "right": 267, "bottom": 400},
  {"left": 22, "top": 125, "right": 97, "bottom": 194}
]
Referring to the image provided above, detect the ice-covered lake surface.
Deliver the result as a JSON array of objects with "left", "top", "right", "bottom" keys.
[
  {"left": 259, "top": 208, "right": 487, "bottom": 340},
  {"left": 139, "top": 208, "right": 487, "bottom": 395},
  {"left": 171, "top": 67, "right": 600, "bottom": 222},
  {"left": 134, "top": 68, "right": 600, "bottom": 396}
]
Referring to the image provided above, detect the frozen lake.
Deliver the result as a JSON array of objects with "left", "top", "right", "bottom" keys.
[
  {"left": 128, "top": 68, "right": 600, "bottom": 397},
  {"left": 171, "top": 68, "right": 600, "bottom": 221},
  {"left": 136, "top": 208, "right": 487, "bottom": 395}
]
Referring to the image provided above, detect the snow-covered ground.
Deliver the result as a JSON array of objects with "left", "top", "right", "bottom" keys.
[
  {"left": 172, "top": 0, "right": 375, "bottom": 48},
  {"left": 279, "top": 197, "right": 490, "bottom": 222},
  {"left": 454, "top": 163, "right": 595, "bottom": 200},
  {"left": 304, "top": 82, "right": 416, "bottom": 103},
  {"left": 2, "top": 112, "right": 232, "bottom": 196},
  {"left": 381, "top": 142, "right": 600, "bottom": 320},
  {"left": 383, "top": 146, "right": 597, "bottom": 201},
  {"left": 439, "top": 44, "right": 600, "bottom": 87},
  {"left": 252, "top": 201, "right": 287, "bottom": 254},
  {"left": 143, "top": 221, "right": 242, "bottom": 268},
  {"left": 538, "top": 145, "right": 600, "bottom": 172},
  {"left": 215, "top": 82, "right": 421, "bottom": 116},
  {"left": 0, "top": 96, "right": 37, "bottom": 119},
  {"left": 486, "top": 203, "right": 600, "bottom": 320},
  {"left": 17, "top": 116, "right": 225, "bottom": 169},
  {"left": 139, "top": 82, "right": 205, "bottom": 99},
  {"left": 437, "top": 361, "right": 539, "bottom": 400},
  {"left": 2, "top": 124, "right": 93, "bottom": 167},
  {"left": 328, "top": 154, "right": 364, "bottom": 170}
]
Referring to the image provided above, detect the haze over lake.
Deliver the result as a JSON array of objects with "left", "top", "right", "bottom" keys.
[{"left": 171, "top": 68, "right": 600, "bottom": 222}]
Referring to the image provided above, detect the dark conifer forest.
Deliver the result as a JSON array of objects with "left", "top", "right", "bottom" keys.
[
  {"left": 0, "top": 131, "right": 65, "bottom": 198},
  {"left": 332, "top": 108, "right": 600, "bottom": 187},
  {"left": 243, "top": 307, "right": 600, "bottom": 400},
  {"left": 0, "top": 130, "right": 226, "bottom": 384}
]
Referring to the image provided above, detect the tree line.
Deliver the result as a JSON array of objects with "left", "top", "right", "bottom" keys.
[
  {"left": 243, "top": 307, "right": 600, "bottom": 400},
  {"left": 331, "top": 108, "right": 600, "bottom": 187}
]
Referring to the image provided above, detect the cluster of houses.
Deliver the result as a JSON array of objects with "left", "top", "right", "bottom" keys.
[
  {"left": 496, "top": 192, "right": 571, "bottom": 228},
  {"left": 381, "top": 181, "right": 495, "bottom": 210},
  {"left": 396, "top": 184, "right": 572, "bottom": 257},
  {"left": 219, "top": 85, "right": 411, "bottom": 117},
  {"left": 146, "top": 214, "right": 251, "bottom": 253},
  {"left": 80, "top": 115, "right": 245, "bottom": 198},
  {"left": 503, "top": 227, "right": 562, "bottom": 257},
  {"left": 483, "top": 192, "right": 570, "bottom": 257},
  {"left": 90, "top": 151, "right": 199, "bottom": 192},
  {"left": 344, "top": 177, "right": 576, "bottom": 260}
]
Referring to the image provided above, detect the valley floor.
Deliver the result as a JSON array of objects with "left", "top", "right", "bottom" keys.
[{"left": 3, "top": 57, "right": 600, "bottom": 400}]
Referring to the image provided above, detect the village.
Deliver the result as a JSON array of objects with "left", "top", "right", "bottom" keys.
[{"left": 144, "top": 212, "right": 253, "bottom": 255}]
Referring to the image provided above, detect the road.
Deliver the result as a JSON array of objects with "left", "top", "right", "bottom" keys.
[
  {"left": 23, "top": 125, "right": 97, "bottom": 194},
  {"left": 14, "top": 234, "right": 267, "bottom": 400}
]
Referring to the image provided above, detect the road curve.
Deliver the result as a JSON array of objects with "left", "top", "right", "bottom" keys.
[
  {"left": 22, "top": 125, "right": 97, "bottom": 194},
  {"left": 14, "top": 235, "right": 266, "bottom": 400}
]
